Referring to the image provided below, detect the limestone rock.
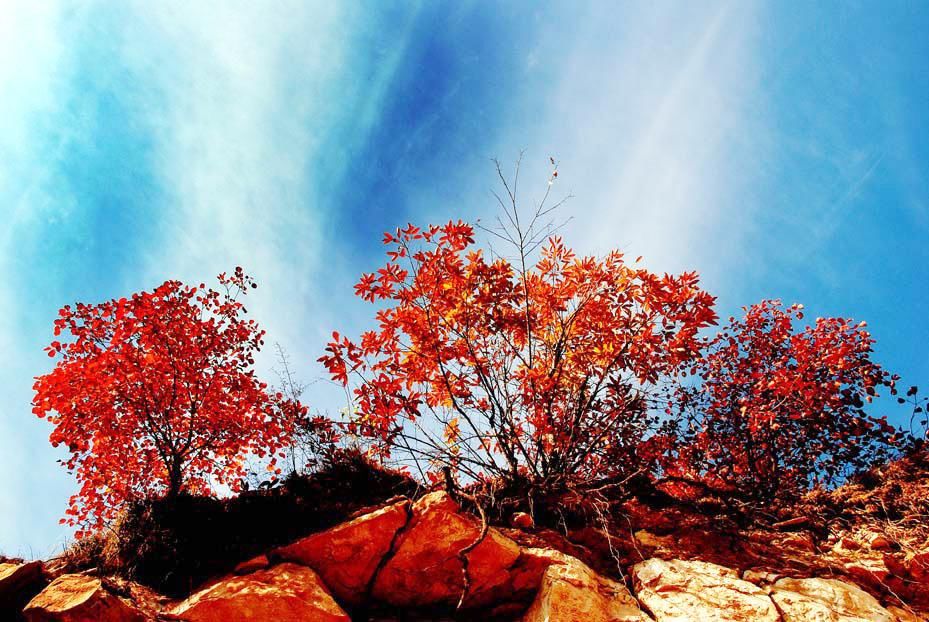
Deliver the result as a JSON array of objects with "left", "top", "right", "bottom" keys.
[
  {"left": 0, "top": 561, "right": 46, "bottom": 613},
  {"left": 506, "top": 548, "right": 578, "bottom": 596},
  {"left": 23, "top": 574, "right": 147, "bottom": 622},
  {"left": 522, "top": 553, "right": 649, "bottom": 622},
  {"left": 779, "top": 531, "right": 816, "bottom": 553},
  {"left": 631, "top": 558, "right": 779, "bottom": 622},
  {"left": 171, "top": 563, "right": 348, "bottom": 622},
  {"left": 770, "top": 576, "right": 894, "bottom": 622},
  {"left": 371, "top": 491, "right": 520, "bottom": 608},
  {"left": 842, "top": 556, "right": 892, "bottom": 589},
  {"left": 634, "top": 530, "right": 673, "bottom": 551},
  {"left": 274, "top": 499, "right": 410, "bottom": 606}
]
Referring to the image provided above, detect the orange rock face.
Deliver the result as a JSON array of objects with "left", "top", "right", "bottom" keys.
[
  {"left": 869, "top": 535, "right": 895, "bottom": 551},
  {"left": 9, "top": 483, "right": 928, "bottom": 620},
  {"left": 23, "top": 574, "right": 146, "bottom": 622},
  {"left": 887, "top": 605, "right": 924, "bottom": 622},
  {"left": 171, "top": 563, "right": 348, "bottom": 622},
  {"left": 274, "top": 499, "right": 410, "bottom": 606},
  {"left": 371, "top": 491, "right": 520, "bottom": 608}
]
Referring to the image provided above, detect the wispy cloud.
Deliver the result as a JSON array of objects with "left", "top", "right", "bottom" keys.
[
  {"left": 0, "top": 0, "right": 422, "bottom": 554},
  {"left": 478, "top": 2, "right": 765, "bottom": 294},
  {"left": 119, "top": 3, "right": 422, "bottom": 368}
]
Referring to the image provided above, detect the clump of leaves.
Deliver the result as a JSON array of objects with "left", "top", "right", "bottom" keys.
[
  {"left": 662, "top": 300, "right": 903, "bottom": 507},
  {"left": 33, "top": 269, "right": 294, "bottom": 535}
]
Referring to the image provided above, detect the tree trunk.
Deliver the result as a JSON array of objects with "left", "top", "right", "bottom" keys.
[{"left": 167, "top": 459, "right": 184, "bottom": 499}]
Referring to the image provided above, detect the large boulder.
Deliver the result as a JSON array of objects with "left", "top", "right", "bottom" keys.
[
  {"left": 371, "top": 491, "right": 520, "bottom": 608},
  {"left": 631, "top": 558, "right": 779, "bottom": 622},
  {"left": 769, "top": 577, "right": 894, "bottom": 622},
  {"left": 522, "top": 553, "right": 649, "bottom": 622},
  {"left": 274, "top": 499, "right": 410, "bottom": 606},
  {"left": 23, "top": 574, "right": 147, "bottom": 622},
  {"left": 0, "top": 561, "right": 46, "bottom": 614},
  {"left": 170, "top": 563, "right": 348, "bottom": 621}
]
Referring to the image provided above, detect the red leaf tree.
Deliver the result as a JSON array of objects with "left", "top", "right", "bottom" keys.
[
  {"left": 33, "top": 268, "right": 291, "bottom": 534},
  {"left": 320, "top": 171, "right": 717, "bottom": 490},
  {"left": 663, "top": 300, "right": 901, "bottom": 504}
]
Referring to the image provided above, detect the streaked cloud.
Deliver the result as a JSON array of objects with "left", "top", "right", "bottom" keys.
[{"left": 493, "top": 2, "right": 766, "bottom": 290}]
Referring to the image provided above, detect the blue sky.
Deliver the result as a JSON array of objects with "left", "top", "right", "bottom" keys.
[{"left": 1, "top": 1, "right": 926, "bottom": 556}]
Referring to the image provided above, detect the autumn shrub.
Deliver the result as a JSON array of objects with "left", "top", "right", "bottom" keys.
[
  {"left": 33, "top": 268, "right": 295, "bottom": 535},
  {"left": 661, "top": 300, "right": 903, "bottom": 508},
  {"left": 321, "top": 167, "right": 718, "bottom": 498}
]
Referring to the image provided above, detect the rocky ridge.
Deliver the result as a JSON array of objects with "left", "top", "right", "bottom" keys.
[{"left": 2, "top": 489, "right": 926, "bottom": 621}]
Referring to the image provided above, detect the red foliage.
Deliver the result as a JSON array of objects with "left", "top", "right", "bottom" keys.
[
  {"left": 320, "top": 220, "right": 718, "bottom": 487},
  {"left": 664, "top": 300, "right": 901, "bottom": 504},
  {"left": 33, "top": 268, "right": 292, "bottom": 535}
]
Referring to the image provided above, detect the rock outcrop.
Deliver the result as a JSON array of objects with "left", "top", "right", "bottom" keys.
[
  {"left": 3, "top": 487, "right": 927, "bottom": 621},
  {"left": 770, "top": 577, "right": 895, "bottom": 622}
]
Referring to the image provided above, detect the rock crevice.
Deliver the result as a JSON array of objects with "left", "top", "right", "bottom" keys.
[{"left": 361, "top": 498, "right": 413, "bottom": 605}]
